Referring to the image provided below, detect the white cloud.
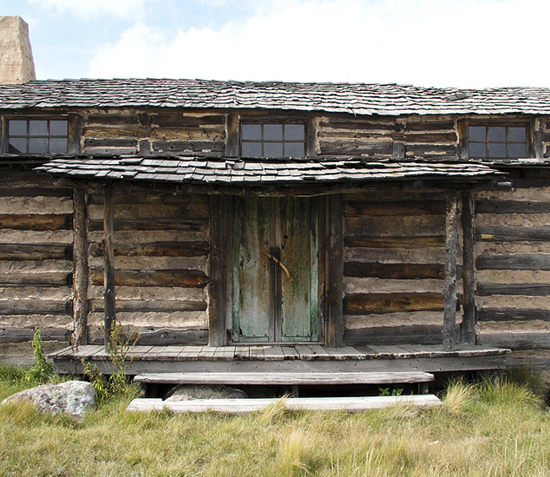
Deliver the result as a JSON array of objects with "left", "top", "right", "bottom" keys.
[
  {"left": 87, "top": 0, "right": 550, "bottom": 87},
  {"left": 29, "top": 0, "right": 154, "bottom": 20}
]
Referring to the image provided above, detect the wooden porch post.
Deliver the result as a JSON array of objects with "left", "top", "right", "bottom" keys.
[
  {"left": 460, "top": 191, "right": 477, "bottom": 344},
  {"left": 103, "top": 182, "right": 116, "bottom": 351},
  {"left": 443, "top": 192, "right": 459, "bottom": 350},
  {"left": 72, "top": 187, "right": 89, "bottom": 346},
  {"left": 327, "top": 194, "right": 344, "bottom": 347},
  {"left": 209, "top": 195, "right": 227, "bottom": 347}
]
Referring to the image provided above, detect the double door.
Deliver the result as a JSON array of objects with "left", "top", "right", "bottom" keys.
[{"left": 232, "top": 196, "right": 319, "bottom": 342}]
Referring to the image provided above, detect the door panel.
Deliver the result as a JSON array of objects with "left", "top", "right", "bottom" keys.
[
  {"left": 232, "top": 197, "right": 272, "bottom": 341},
  {"left": 280, "top": 197, "right": 318, "bottom": 341},
  {"left": 232, "top": 196, "right": 319, "bottom": 343}
]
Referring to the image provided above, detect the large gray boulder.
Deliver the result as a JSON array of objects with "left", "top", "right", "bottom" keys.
[{"left": 1, "top": 381, "right": 95, "bottom": 418}]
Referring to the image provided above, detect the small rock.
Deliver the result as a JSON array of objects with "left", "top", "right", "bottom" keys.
[
  {"left": 1, "top": 381, "right": 95, "bottom": 419},
  {"left": 165, "top": 384, "right": 247, "bottom": 401}
]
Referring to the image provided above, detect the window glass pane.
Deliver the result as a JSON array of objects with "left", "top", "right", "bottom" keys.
[
  {"left": 285, "top": 142, "right": 305, "bottom": 157},
  {"left": 509, "top": 143, "right": 527, "bottom": 157},
  {"left": 29, "top": 120, "right": 48, "bottom": 136},
  {"left": 50, "top": 138, "right": 68, "bottom": 154},
  {"left": 9, "top": 120, "right": 27, "bottom": 136},
  {"left": 242, "top": 142, "right": 262, "bottom": 157},
  {"left": 8, "top": 138, "right": 27, "bottom": 153},
  {"left": 264, "top": 142, "right": 284, "bottom": 157},
  {"left": 28, "top": 137, "right": 48, "bottom": 153},
  {"left": 488, "top": 142, "right": 507, "bottom": 158},
  {"left": 488, "top": 127, "right": 506, "bottom": 141},
  {"left": 242, "top": 124, "right": 262, "bottom": 140},
  {"left": 469, "top": 126, "right": 486, "bottom": 142},
  {"left": 509, "top": 127, "right": 526, "bottom": 142},
  {"left": 469, "top": 142, "right": 486, "bottom": 158},
  {"left": 264, "top": 124, "right": 283, "bottom": 141},
  {"left": 285, "top": 124, "right": 305, "bottom": 141},
  {"left": 50, "top": 120, "right": 68, "bottom": 136}
]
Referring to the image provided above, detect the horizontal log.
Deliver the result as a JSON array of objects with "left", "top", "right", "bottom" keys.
[
  {"left": 90, "top": 269, "right": 208, "bottom": 287},
  {"left": 0, "top": 272, "right": 72, "bottom": 287},
  {"left": 344, "top": 236, "right": 445, "bottom": 248},
  {"left": 477, "top": 308, "right": 550, "bottom": 322},
  {"left": 476, "top": 254, "right": 550, "bottom": 271},
  {"left": 88, "top": 218, "right": 207, "bottom": 232},
  {"left": 345, "top": 262, "right": 445, "bottom": 279},
  {"left": 82, "top": 126, "right": 152, "bottom": 138},
  {"left": 83, "top": 138, "right": 138, "bottom": 148},
  {"left": 0, "top": 327, "right": 70, "bottom": 344},
  {"left": 0, "top": 244, "right": 73, "bottom": 261},
  {"left": 344, "top": 200, "right": 445, "bottom": 217},
  {"left": 345, "top": 215, "right": 444, "bottom": 237},
  {"left": 152, "top": 140, "right": 224, "bottom": 153},
  {"left": 0, "top": 214, "right": 72, "bottom": 231},
  {"left": 319, "top": 140, "right": 393, "bottom": 155},
  {"left": 403, "top": 121, "right": 455, "bottom": 131},
  {"left": 344, "top": 325, "right": 444, "bottom": 346},
  {"left": 0, "top": 300, "right": 72, "bottom": 315},
  {"left": 344, "top": 292, "right": 444, "bottom": 315},
  {"left": 89, "top": 299, "right": 207, "bottom": 313},
  {"left": 476, "top": 227, "right": 550, "bottom": 242},
  {"left": 87, "top": 327, "right": 208, "bottom": 346},
  {"left": 400, "top": 132, "right": 457, "bottom": 144},
  {"left": 0, "top": 188, "right": 72, "bottom": 198},
  {"left": 477, "top": 332, "right": 550, "bottom": 350},
  {"left": 90, "top": 241, "right": 209, "bottom": 257},
  {"left": 319, "top": 119, "right": 395, "bottom": 132},
  {"left": 476, "top": 200, "right": 550, "bottom": 215},
  {"left": 404, "top": 144, "right": 457, "bottom": 156},
  {"left": 477, "top": 283, "right": 550, "bottom": 296},
  {"left": 152, "top": 114, "right": 225, "bottom": 128}
]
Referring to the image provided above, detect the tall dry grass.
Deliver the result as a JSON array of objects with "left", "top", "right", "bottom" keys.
[{"left": 1, "top": 366, "right": 549, "bottom": 476}]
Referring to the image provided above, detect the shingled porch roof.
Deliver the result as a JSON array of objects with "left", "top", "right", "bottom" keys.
[{"left": 36, "top": 156, "right": 500, "bottom": 185}]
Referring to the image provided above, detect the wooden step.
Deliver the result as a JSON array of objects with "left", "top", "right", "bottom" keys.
[
  {"left": 127, "top": 395, "right": 443, "bottom": 413},
  {"left": 133, "top": 371, "right": 435, "bottom": 386}
]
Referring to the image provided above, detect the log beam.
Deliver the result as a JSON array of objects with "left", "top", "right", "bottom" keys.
[
  {"left": 103, "top": 182, "right": 116, "bottom": 351},
  {"left": 72, "top": 188, "right": 89, "bottom": 345},
  {"left": 443, "top": 192, "right": 459, "bottom": 350},
  {"left": 327, "top": 194, "right": 344, "bottom": 347},
  {"left": 460, "top": 192, "right": 476, "bottom": 344}
]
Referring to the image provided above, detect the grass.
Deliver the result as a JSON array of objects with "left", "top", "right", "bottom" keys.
[{"left": 1, "top": 366, "right": 550, "bottom": 476}]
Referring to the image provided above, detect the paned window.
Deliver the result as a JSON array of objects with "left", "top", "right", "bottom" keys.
[
  {"left": 468, "top": 125, "right": 528, "bottom": 159},
  {"left": 241, "top": 123, "right": 305, "bottom": 158},
  {"left": 8, "top": 119, "right": 69, "bottom": 154}
]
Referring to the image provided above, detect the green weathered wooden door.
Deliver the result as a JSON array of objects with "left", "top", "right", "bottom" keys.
[{"left": 233, "top": 196, "right": 318, "bottom": 342}]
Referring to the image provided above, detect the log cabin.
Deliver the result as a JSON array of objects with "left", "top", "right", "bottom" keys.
[{"left": 1, "top": 16, "right": 549, "bottom": 377}]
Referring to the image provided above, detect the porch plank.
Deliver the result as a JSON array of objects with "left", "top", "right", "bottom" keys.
[
  {"left": 295, "top": 345, "right": 317, "bottom": 360},
  {"left": 282, "top": 346, "right": 298, "bottom": 360},
  {"left": 128, "top": 395, "right": 443, "bottom": 413},
  {"left": 263, "top": 346, "right": 285, "bottom": 361},
  {"left": 133, "top": 371, "right": 435, "bottom": 386},
  {"left": 308, "top": 344, "right": 332, "bottom": 360},
  {"left": 249, "top": 347, "right": 265, "bottom": 360},
  {"left": 337, "top": 346, "right": 368, "bottom": 360},
  {"left": 178, "top": 346, "right": 205, "bottom": 361},
  {"left": 160, "top": 346, "right": 186, "bottom": 360},
  {"left": 71, "top": 345, "right": 104, "bottom": 359},
  {"left": 214, "top": 346, "right": 236, "bottom": 360},
  {"left": 234, "top": 347, "right": 250, "bottom": 360}
]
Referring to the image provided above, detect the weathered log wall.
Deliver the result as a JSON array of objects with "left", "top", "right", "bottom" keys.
[
  {"left": 474, "top": 172, "right": 550, "bottom": 349},
  {"left": 0, "top": 170, "right": 73, "bottom": 343},
  {"left": 86, "top": 186, "right": 210, "bottom": 344},
  {"left": 342, "top": 190, "right": 461, "bottom": 345},
  {"left": 82, "top": 110, "right": 226, "bottom": 156},
  {"left": 317, "top": 116, "right": 457, "bottom": 159}
]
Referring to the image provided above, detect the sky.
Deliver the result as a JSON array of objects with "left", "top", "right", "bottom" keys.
[{"left": 1, "top": 0, "right": 549, "bottom": 88}]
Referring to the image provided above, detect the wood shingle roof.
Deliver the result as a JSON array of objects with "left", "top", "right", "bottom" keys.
[{"left": 1, "top": 79, "right": 550, "bottom": 115}]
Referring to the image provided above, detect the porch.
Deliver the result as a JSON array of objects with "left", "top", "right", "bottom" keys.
[{"left": 49, "top": 343, "right": 510, "bottom": 376}]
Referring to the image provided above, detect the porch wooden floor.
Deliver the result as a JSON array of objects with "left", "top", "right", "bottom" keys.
[{"left": 49, "top": 344, "right": 510, "bottom": 375}]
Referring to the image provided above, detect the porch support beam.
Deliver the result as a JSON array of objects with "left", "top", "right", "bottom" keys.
[
  {"left": 460, "top": 191, "right": 477, "bottom": 344},
  {"left": 103, "top": 182, "right": 116, "bottom": 351},
  {"left": 327, "top": 194, "right": 344, "bottom": 347},
  {"left": 208, "top": 195, "right": 228, "bottom": 347},
  {"left": 72, "top": 187, "right": 89, "bottom": 346},
  {"left": 443, "top": 192, "right": 459, "bottom": 350}
]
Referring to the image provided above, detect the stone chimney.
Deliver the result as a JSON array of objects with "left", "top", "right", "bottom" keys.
[{"left": 0, "top": 16, "right": 36, "bottom": 84}]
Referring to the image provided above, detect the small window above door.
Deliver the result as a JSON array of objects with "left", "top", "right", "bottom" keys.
[
  {"left": 468, "top": 125, "right": 529, "bottom": 159},
  {"left": 7, "top": 119, "right": 69, "bottom": 154},
  {"left": 241, "top": 122, "right": 306, "bottom": 158}
]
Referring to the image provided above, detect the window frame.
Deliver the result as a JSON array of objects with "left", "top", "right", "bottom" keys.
[
  {"left": 240, "top": 121, "right": 308, "bottom": 158},
  {"left": 2, "top": 114, "right": 80, "bottom": 155},
  {"left": 462, "top": 119, "right": 534, "bottom": 160}
]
